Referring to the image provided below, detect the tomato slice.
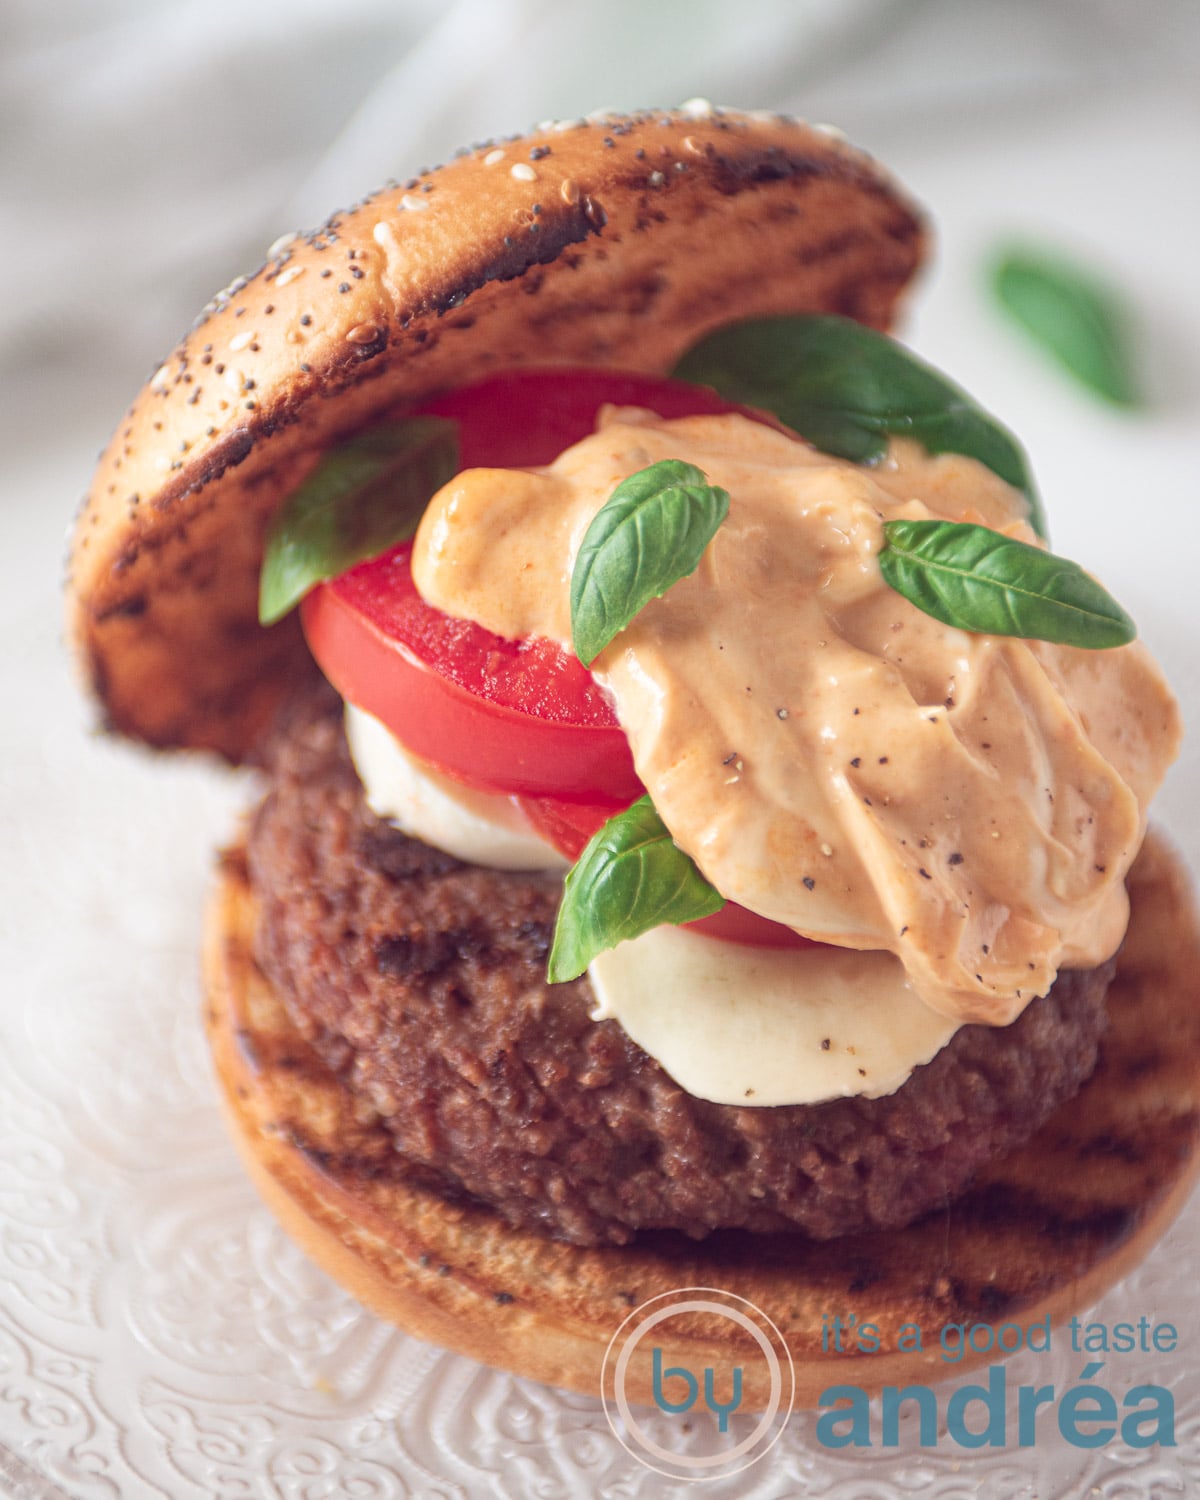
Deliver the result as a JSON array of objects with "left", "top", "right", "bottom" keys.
[
  {"left": 302, "top": 367, "right": 767, "bottom": 800},
  {"left": 303, "top": 543, "right": 641, "bottom": 799},
  {"left": 687, "top": 905, "right": 819, "bottom": 950},
  {"left": 301, "top": 365, "right": 823, "bottom": 949},
  {"left": 519, "top": 789, "right": 819, "bottom": 951},
  {"left": 416, "top": 366, "right": 772, "bottom": 467}
]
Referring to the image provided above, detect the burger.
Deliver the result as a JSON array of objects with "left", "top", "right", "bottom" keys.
[{"left": 67, "top": 106, "right": 1200, "bottom": 1409}]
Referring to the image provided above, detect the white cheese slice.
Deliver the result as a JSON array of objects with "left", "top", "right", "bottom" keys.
[
  {"left": 345, "top": 703, "right": 567, "bottom": 872},
  {"left": 345, "top": 701, "right": 957, "bottom": 1106},
  {"left": 589, "top": 925, "right": 960, "bottom": 1106}
]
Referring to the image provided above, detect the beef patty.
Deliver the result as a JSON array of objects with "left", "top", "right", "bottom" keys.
[{"left": 247, "top": 686, "right": 1113, "bottom": 1247}]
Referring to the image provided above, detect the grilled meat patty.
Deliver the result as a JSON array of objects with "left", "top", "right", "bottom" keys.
[{"left": 247, "top": 686, "right": 1112, "bottom": 1247}]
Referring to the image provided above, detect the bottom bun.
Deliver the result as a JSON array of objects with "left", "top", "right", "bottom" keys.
[{"left": 204, "top": 830, "right": 1200, "bottom": 1411}]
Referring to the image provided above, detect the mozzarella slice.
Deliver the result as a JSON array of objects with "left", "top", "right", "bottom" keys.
[
  {"left": 345, "top": 702, "right": 957, "bottom": 1106},
  {"left": 345, "top": 703, "right": 567, "bottom": 872},
  {"left": 588, "top": 925, "right": 959, "bottom": 1106}
]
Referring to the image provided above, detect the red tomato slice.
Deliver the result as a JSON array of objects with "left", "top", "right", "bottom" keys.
[
  {"left": 302, "top": 543, "right": 641, "bottom": 799},
  {"left": 519, "top": 790, "right": 819, "bottom": 950},
  {"left": 301, "top": 365, "right": 823, "bottom": 949},
  {"left": 302, "top": 367, "right": 767, "bottom": 800},
  {"left": 416, "top": 366, "right": 772, "bottom": 467},
  {"left": 686, "top": 905, "right": 819, "bottom": 950}
]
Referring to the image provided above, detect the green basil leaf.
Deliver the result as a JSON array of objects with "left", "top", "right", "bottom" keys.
[
  {"left": 570, "top": 459, "right": 730, "bottom": 667},
  {"left": 991, "top": 244, "right": 1142, "bottom": 408},
  {"left": 879, "top": 519, "right": 1135, "bottom": 649},
  {"left": 547, "top": 795, "right": 725, "bottom": 983},
  {"left": 258, "top": 416, "right": 459, "bottom": 625},
  {"left": 672, "top": 314, "right": 1046, "bottom": 538}
]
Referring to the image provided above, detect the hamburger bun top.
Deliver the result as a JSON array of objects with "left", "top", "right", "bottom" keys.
[{"left": 66, "top": 106, "right": 925, "bottom": 763}]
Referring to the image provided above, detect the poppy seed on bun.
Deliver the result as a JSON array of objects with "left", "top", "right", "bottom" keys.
[{"left": 67, "top": 107, "right": 924, "bottom": 762}]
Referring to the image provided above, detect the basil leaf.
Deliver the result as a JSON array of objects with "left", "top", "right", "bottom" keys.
[
  {"left": 672, "top": 314, "right": 1046, "bottom": 538},
  {"left": 570, "top": 460, "right": 730, "bottom": 667},
  {"left": 879, "top": 519, "right": 1135, "bottom": 649},
  {"left": 258, "top": 416, "right": 459, "bottom": 625},
  {"left": 547, "top": 795, "right": 725, "bottom": 983},
  {"left": 991, "top": 245, "right": 1142, "bottom": 408}
]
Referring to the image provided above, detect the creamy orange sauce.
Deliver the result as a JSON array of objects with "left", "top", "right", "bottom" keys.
[{"left": 412, "top": 410, "right": 1180, "bottom": 1023}]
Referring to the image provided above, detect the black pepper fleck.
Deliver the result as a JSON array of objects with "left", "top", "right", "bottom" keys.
[
  {"left": 948, "top": 852, "right": 963, "bottom": 865},
  {"left": 494, "top": 1291, "right": 514, "bottom": 1305},
  {"left": 850, "top": 757, "right": 861, "bottom": 768},
  {"left": 802, "top": 877, "right": 815, "bottom": 891}
]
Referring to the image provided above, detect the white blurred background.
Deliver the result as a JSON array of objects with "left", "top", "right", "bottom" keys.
[
  {"left": 2, "top": 4, "right": 1200, "bottom": 1495},
  {"left": 2, "top": 0, "right": 1197, "bottom": 456}
]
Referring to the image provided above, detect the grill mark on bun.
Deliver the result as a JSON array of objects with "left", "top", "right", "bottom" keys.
[
  {"left": 204, "top": 822, "right": 1200, "bottom": 1406},
  {"left": 68, "top": 109, "right": 925, "bottom": 763}
]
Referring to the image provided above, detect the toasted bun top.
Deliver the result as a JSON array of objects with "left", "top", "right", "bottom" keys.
[{"left": 68, "top": 107, "right": 925, "bottom": 762}]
